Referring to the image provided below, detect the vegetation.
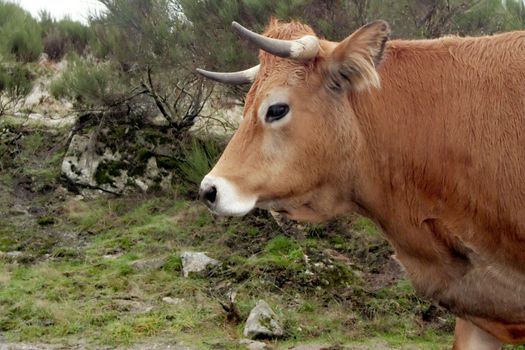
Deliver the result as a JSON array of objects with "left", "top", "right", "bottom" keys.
[
  {"left": 0, "top": 1, "right": 42, "bottom": 62},
  {"left": 0, "top": 127, "right": 451, "bottom": 348},
  {"left": 0, "top": 63, "right": 33, "bottom": 117},
  {"left": 50, "top": 55, "right": 125, "bottom": 108}
]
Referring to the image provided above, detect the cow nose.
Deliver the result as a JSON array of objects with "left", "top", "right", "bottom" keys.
[{"left": 199, "top": 184, "right": 217, "bottom": 206}]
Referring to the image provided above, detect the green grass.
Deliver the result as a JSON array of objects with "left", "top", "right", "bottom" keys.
[{"left": 0, "top": 193, "right": 458, "bottom": 349}]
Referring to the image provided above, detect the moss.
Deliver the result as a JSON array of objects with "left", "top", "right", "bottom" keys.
[
  {"left": 352, "top": 216, "right": 381, "bottom": 237},
  {"left": 94, "top": 160, "right": 124, "bottom": 185},
  {"left": 136, "top": 148, "right": 153, "bottom": 163},
  {"left": 156, "top": 156, "right": 178, "bottom": 170},
  {"left": 37, "top": 216, "right": 55, "bottom": 226},
  {"left": 141, "top": 129, "right": 171, "bottom": 146}
]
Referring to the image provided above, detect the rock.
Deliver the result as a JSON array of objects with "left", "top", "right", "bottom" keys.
[
  {"left": 102, "top": 253, "right": 122, "bottom": 260},
  {"left": 27, "top": 113, "right": 76, "bottom": 128},
  {"left": 0, "top": 342, "right": 56, "bottom": 350},
  {"left": 0, "top": 251, "right": 24, "bottom": 262},
  {"left": 287, "top": 345, "right": 335, "bottom": 350},
  {"left": 61, "top": 134, "right": 103, "bottom": 188},
  {"left": 130, "top": 257, "right": 166, "bottom": 271},
  {"left": 180, "top": 252, "right": 220, "bottom": 278},
  {"left": 243, "top": 300, "right": 284, "bottom": 339},
  {"left": 123, "top": 342, "right": 194, "bottom": 350},
  {"left": 7, "top": 206, "right": 29, "bottom": 216},
  {"left": 239, "top": 339, "right": 271, "bottom": 350},
  {"left": 162, "top": 297, "right": 184, "bottom": 305},
  {"left": 114, "top": 299, "right": 153, "bottom": 314},
  {"left": 61, "top": 126, "right": 176, "bottom": 195}
]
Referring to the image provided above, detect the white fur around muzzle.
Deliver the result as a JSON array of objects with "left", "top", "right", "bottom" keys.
[{"left": 200, "top": 176, "right": 257, "bottom": 216}]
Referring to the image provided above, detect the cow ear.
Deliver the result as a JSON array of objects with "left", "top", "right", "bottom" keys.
[{"left": 325, "top": 20, "right": 390, "bottom": 92}]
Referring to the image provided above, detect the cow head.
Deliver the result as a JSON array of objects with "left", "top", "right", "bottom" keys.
[{"left": 198, "top": 19, "right": 390, "bottom": 222}]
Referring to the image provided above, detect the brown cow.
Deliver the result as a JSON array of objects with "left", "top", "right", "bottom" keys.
[{"left": 197, "top": 19, "right": 525, "bottom": 349}]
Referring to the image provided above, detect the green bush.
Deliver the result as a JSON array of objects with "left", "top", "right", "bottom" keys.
[
  {"left": 55, "top": 19, "right": 91, "bottom": 54},
  {"left": 50, "top": 56, "right": 125, "bottom": 107},
  {"left": 43, "top": 18, "right": 92, "bottom": 60},
  {"left": 0, "top": 2, "right": 42, "bottom": 62},
  {"left": 0, "top": 63, "right": 33, "bottom": 116},
  {"left": 43, "top": 28, "right": 67, "bottom": 61}
]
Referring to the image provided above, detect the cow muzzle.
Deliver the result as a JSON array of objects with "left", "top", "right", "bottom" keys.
[{"left": 199, "top": 176, "right": 257, "bottom": 216}]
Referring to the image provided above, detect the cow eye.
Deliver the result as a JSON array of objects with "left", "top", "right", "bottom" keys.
[{"left": 265, "top": 103, "right": 289, "bottom": 123}]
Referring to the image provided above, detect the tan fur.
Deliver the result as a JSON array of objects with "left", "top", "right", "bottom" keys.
[
  {"left": 207, "top": 20, "right": 525, "bottom": 346},
  {"left": 453, "top": 318, "right": 502, "bottom": 350}
]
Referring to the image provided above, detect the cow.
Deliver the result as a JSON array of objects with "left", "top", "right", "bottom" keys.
[{"left": 196, "top": 19, "right": 525, "bottom": 349}]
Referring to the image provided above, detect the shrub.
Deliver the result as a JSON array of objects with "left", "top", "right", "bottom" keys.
[
  {"left": 50, "top": 56, "right": 126, "bottom": 107},
  {"left": 0, "top": 2, "right": 42, "bottom": 62},
  {"left": 40, "top": 13, "right": 92, "bottom": 61},
  {"left": 55, "top": 19, "right": 91, "bottom": 55},
  {"left": 43, "top": 28, "right": 67, "bottom": 61},
  {"left": 0, "top": 63, "right": 33, "bottom": 116}
]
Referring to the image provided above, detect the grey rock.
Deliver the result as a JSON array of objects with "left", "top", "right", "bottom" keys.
[
  {"left": 243, "top": 300, "right": 284, "bottom": 339},
  {"left": 239, "top": 339, "right": 271, "bottom": 350},
  {"left": 113, "top": 299, "right": 153, "bottom": 314},
  {"left": 61, "top": 129, "right": 174, "bottom": 195},
  {"left": 181, "top": 252, "right": 220, "bottom": 278},
  {"left": 162, "top": 297, "right": 184, "bottom": 305},
  {"left": 0, "top": 251, "right": 24, "bottom": 262},
  {"left": 123, "top": 343, "right": 193, "bottom": 350},
  {"left": 130, "top": 257, "right": 166, "bottom": 271},
  {"left": 286, "top": 345, "right": 334, "bottom": 350},
  {"left": 102, "top": 253, "right": 123, "bottom": 260},
  {"left": 0, "top": 342, "right": 59, "bottom": 350}
]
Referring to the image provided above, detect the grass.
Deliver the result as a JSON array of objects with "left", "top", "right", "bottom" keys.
[{"left": 0, "top": 191, "right": 456, "bottom": 349}]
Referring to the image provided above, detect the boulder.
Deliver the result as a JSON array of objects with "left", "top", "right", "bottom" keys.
[
  {"left": 243, "top": 300, "right": 284, "bottom": 339},
  {"left": 181, "top": 252, "right": 220, "bottom": 278},
  {"left": 61, "top": 124, "right": 177, "bottom": 195}
]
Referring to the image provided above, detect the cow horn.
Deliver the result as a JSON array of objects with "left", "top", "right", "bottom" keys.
[
  {"left": 196, "top": 65, "right": 260, "bottom": 85},
  {"left": 232, "top": 21, "right": 319, "bottom": 60}
]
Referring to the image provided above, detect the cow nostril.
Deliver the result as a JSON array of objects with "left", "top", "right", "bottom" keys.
[{"left": 202, "top": 185, "right": 217, "bottom": 205}]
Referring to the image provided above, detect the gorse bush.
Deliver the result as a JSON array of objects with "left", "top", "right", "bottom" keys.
[
  {"left": 89, "top": 0, "right": 213, "bottom": 133},
  {"left": 43, "top": 18, "right": 92, "bottom": 60},
  {"left": 54, "top": 19, "right": 91, "bottom": 54},
  {"left": 0, "top": 1, "right": 42, "bottom": 62},
  {"left": 0, "top": 3, "right": 92, "bottom": 63},
  {"left": 0, "top": 63, "right": 33, "bottom": 116},
  {"left": 50, "top": 56, "right": 126, "bottom": 107},
  {"left": 43, "top": 28, "right": 66, "bottom": 61}
]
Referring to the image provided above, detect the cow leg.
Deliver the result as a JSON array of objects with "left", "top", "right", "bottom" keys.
[{"left": 452, "top": 318, "right": 502, "bottom": 350}]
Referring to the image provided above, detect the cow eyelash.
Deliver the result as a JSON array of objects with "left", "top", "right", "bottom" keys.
[{"left": 265, "top": 103, "right": 290, "bottom": 123}]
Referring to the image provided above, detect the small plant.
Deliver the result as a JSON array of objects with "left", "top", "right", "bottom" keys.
[
  {"left": 37, "top": 216, "right": 55, "bottom": 226},
  {"left": 177, "top": 139, "right": 222, "bottom": 186}
]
